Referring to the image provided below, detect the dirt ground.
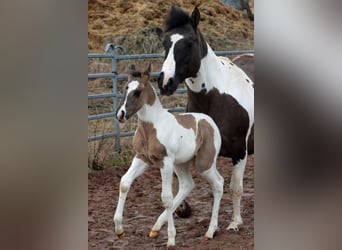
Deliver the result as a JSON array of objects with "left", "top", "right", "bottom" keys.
[{"left": 88, "top": 155, "right": 254, "bottom": 249}]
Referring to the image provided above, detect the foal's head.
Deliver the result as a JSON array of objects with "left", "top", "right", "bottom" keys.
[
  {"left": 116, "top": 64, "right": 153, "bottom": 123},
  {"left": 158, "top": 6, "right": 207, "bottom": 96}
]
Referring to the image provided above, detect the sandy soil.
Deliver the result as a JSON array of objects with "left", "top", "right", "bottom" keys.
[{"left": 88, "top": 155, "right": 254, "bottom": 249}]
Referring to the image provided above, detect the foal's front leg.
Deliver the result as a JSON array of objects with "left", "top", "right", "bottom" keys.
[
  {"left": 114, "top": 156, "right": 149, "bottom": 238},
  {"left": 149, "top": 164, "right": 194, "bottom": 238},
  {"left": 160, "top": 157, "right": 176, "bottom": 247}
]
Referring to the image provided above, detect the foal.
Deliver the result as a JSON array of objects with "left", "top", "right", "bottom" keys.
[{"left": 113, "top": 64, "right": 224, "bottom": 247}]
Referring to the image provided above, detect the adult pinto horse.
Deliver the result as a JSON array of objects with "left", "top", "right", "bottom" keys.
[{"left": 158, "top": 6, "right": 254, "bottom": 232}]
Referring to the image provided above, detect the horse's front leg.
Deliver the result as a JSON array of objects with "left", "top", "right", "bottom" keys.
[
  {"left": 114, "top": 156, "right": 149, "bottom": 238},
  {"left": 160, "top": 156, "right": 176, "bottom": 247},
  {"left": 227, "top": 152, "right": 247, "bottom": 232}
]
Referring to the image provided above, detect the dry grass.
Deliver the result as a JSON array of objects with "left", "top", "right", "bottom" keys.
[
  {"left": 88, "top": 0, "right": 254, "bottom": 53},
  {"left": 88, "top": 0, "right": 254, "bottom": 169}
]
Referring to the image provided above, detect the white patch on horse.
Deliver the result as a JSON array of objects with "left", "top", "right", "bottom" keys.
[
  {"left": 185, "top": 45, "right": 254, "bottom": 125},
  {"left": 161, "top": 34, "right": 184, "bottom": 87}
]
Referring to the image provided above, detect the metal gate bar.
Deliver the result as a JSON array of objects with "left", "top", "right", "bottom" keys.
[{"left": 88, "top": 43, "right": 254, "bottom": 152}]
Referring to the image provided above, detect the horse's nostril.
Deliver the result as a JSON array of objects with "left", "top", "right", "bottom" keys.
[
  {"left": 120, "top": 110, "right": 125, "bottom": 120},
  {"left": 158, "top": 72, "right": 164, "bottom": 88},
  {"left": 169, "top": 78, "right": 173, "bottom": 86}
]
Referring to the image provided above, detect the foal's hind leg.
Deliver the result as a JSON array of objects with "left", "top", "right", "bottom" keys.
[
  {"left": 149, "top": 163, "right": 194, "bottom": 238},
  {"left": 114, "top": 156, "right": 149, "bottom": 238},
  {"left": 200, "top": 161, "right": 224, "bottom": 239},
  {"left": 173, "top": 174, "right": 192, "bottom": 218}
]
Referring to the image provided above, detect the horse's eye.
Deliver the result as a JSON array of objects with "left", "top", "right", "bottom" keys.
[
  {"left": 163, "top": 39, "right": 171, "bottom": 49},
  {"left": 133, "top": 90, "right": 141, "bottom": 97},
  {"left": 125, "top": 86, "right": 129, "bottom": 90},
  {"left": 185, "top": 40, "right": 193, "bottom": 48}
]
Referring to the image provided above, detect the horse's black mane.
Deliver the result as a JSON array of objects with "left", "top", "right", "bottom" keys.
[{"left": 164, "top": 6, "right": 191, "bottom": 32}]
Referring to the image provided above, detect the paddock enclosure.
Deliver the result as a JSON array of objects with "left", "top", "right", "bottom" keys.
[
  {"left": 88, "top": 45, "right": 254, "bottom": 151},
  {"left": 88, "top": 1, "right": 254, "bottom": 248},
  {"left": 89, "top": 155, "right": 254, "bottom": 249},
  {"left": 88, "top": 46, "right": 254, "bottom": 249}
]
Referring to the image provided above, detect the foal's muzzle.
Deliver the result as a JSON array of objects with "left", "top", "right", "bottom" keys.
[
  {"left": 158, "top": 72, "right": 179, "bottom": 96},
  {"left": 116, "top": 109, "right": 126, "bottom": 123}
]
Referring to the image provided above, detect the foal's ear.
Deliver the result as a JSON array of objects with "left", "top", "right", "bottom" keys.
[
  {"left": 128, "top": 64, "right": 136, "bottom": 82},
  {"left": 191, "top": 6, "right": 200, "bottom": 29},
  {"left": 141, "top": 63, "right": 152, "bottom": 84}
]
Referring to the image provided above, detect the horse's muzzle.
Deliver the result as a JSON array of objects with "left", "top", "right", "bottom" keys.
[
  {"left": 158, "top": 72, "right": 179, "bottom": 96},
  {"left": 116, "top": 109, "right": 126, "bottom": 123}
]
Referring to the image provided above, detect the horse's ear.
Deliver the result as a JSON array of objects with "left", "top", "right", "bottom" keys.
[
  {"left": 128, "top": 64, "right": 136, "bottom": 81},
  {"left": 141, "top": 63, "right": 151, "bottom": 84},
  {"left": 191, "top": 6, "right": 200, "bottom": 29},
  {"left": 155, "top": 27, "right": 163, "bottom": 40}
]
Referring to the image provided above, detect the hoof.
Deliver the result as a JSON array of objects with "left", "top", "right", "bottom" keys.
[
  {"left": 117, "top": 232, "right": 125, "bottom": 239},
  {"left": 175, "top": 200, "right": 192, "bottom": 218},
  {"left": 149, "top": 230, "right": 159, "bottom": 238},
  {"left": 204, "top": 231, "right": 216, "bottom": 240},
  {"left": 204, "top": 234, "right": 213, "bottom": 240},
  {"left": 227, "top": 227, "right": 239, "bottom": 233},
  {"left": 166, "top": 240, "right": 175, "bottom": 248}
]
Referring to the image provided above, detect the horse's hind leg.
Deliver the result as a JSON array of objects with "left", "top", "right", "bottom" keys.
[
  {"left": 114, "top": 156, "right": 149, "bottom": 238},
  {"left": 149, "top": 163, "right": 194, "bottom": 238},
  {"left": 201, "top": 160, "right": 224, "bottom": 239},
  {"left": 227, "top": 149, "right": 247, "bottom": 232}
]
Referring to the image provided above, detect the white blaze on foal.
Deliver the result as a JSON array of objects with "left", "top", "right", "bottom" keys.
[{"left": 114, "top": 64, "right": 224, "bottom": 247}]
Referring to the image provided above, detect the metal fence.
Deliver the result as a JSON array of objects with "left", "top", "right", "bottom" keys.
[{"left": 88, "top": 43, "right": 253, "bottom": 152}]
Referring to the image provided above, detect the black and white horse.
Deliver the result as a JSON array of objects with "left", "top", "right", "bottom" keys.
[{"left": 158, "top": 6, "right": 254, "bottom": 232}]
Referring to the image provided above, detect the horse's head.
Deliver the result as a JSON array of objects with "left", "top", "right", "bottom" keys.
[
  {"left": 116, "top": 64, "right": 152, "bottom": 123},
  {"left": 158, "top": 6, "right": 207, "bottom": 96}
]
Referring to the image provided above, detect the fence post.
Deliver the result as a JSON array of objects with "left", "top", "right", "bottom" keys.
[{"left": 105, "top": 44, "right": 126, "bottom": 152}]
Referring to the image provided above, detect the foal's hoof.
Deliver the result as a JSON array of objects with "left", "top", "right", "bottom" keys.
[
  {"left": 227, "top": 220, "right": 241, "bottom": 233},
  {"left": 227, "top": 226, "right": 239, "bottom": 233},
  {"left": 149, "top": 230, "right": 159, "bottom": 238},
  {"left": 117, "top": 232, "right": 125, "bottom": 239},
  {"left": 175, "top": 200, "right": 192, "bottom": 218},
  {"left": 204, "top": 230, "right": 216, "bottom": 240}
]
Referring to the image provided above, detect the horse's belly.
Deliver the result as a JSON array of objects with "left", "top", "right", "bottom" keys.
[{"left": 174, "top": 136, "right": 196, "bottom": 164}]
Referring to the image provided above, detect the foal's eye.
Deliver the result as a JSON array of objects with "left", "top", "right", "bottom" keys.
[{"left": 133, "top": 90, "right": 141, "bottom": 97}]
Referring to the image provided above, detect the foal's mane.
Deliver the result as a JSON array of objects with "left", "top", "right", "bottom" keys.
[{"left": 164, "top": 6, "right": 191, "bottom": 32}]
